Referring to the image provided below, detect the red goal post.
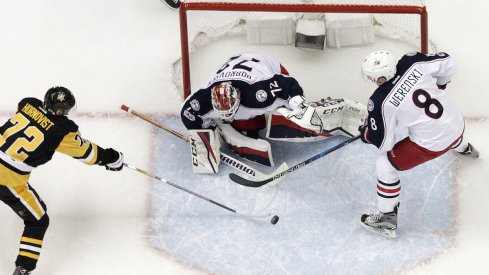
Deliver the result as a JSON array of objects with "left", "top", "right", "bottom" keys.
[{"left": 178, "top": 1, "right": 428, "bottom": 98}]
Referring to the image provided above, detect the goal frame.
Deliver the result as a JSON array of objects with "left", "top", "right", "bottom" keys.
[{"left": 179, "top": 2, "right": 428, "bottom": 98}]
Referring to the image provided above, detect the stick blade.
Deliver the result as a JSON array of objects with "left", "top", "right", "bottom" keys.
[{"left": 229, "top": 173, "right": 270, "bottom": 187}]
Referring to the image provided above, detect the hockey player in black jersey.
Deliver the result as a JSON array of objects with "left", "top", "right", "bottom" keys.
[
  {"left": 0, "top": 87, "right": 124, "bottom": 275},
  {"left": 180, "top": 52, "right": 367, "bottom": 173}
]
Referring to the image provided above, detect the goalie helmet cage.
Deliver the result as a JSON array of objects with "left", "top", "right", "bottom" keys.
[{"left": 178, "top": 0, "right": 429, "bottom": 98}]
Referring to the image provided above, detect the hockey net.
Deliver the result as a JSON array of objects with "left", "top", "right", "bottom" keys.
[{"left": 175, "top": 0, "right": 434, "bottom": 98}]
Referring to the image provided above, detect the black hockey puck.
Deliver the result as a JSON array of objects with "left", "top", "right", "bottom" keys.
[{"left": 271, "top": 215, "right": 279, "bottom": 225}]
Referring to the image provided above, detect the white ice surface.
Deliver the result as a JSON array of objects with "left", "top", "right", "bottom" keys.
[{"left": 0, "top": 0, "right": 489, "bottom": 274}]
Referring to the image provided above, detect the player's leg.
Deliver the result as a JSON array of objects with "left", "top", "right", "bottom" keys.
[
  {"left": 361, "top": 137, "right": 456, "bottom": 238},
  {"left": 360, "top": 153, "right": 400, "bottom": 238},
  {"left": 388, "top": 136, "right": 456, "bottom": 171},
  {"left": 230, "top": 115, "right": 266, "bottom": 139},
  {"left": 451, "top": 136, "right": 480, "bottom": 159},
  {"left": 220, "top": 119, "right": 274, "bottom": 166},
  {"left": 0, "top": 183, "right": 49, "bottom": 274}
]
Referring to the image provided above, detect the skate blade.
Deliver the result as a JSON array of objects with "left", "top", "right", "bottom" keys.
[{"left": 360, "top": 222, "right": 397, "bottom": 239}]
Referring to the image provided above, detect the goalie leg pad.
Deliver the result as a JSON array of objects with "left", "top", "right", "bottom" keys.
[
  {"left": 218, "top": 122, "right": 274, "bottom": 166},
  {"left": 188, "top": 129, "right": 221, "bottom": 173}
]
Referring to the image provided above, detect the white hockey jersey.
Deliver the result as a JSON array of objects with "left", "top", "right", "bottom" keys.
[
  {"left": 181, "top": 52, "right": 304, "bottom": 130},
  {"left": 365, "top": 52, "right": 464, "bottom": 152}
]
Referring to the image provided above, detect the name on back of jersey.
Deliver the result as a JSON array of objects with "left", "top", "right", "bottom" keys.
[
  {"left": 209, "top": 70, "right": 253, "bottom": 85},
  {"left": 21, "top": 103, "right": 55, "bottom": 130},
  {"left": 388, "top": 68, "right": 424, "bottom": 107}
]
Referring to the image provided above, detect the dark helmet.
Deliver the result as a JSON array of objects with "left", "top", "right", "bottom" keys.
[{"left": 43, "top": 86, "right": 77, "bottom": 115}]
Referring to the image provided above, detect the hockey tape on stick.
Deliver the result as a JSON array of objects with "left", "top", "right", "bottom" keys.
[
  {"left": 123, "top": 163, "right": 273, "bottom": 219},
  {"left": 229, "top": 135, "right": 361, "bottom": 187},
  {"left": 120, "top": 104, "right": 288, "bottom": 180}
]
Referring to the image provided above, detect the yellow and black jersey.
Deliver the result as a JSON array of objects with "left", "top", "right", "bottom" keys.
[{"left": 0, "top": 97, "right": 108, "bottom": 187}]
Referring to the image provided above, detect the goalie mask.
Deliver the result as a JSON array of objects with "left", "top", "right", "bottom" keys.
[
  {"left": 44, "top": 86, "right": 77, "bottom": 116},
  {"left": 361, "top": 51, "right": 397, "bottom": 85},
  {"left": 211, "top": 82, "right": 241, "bottom": 121}
]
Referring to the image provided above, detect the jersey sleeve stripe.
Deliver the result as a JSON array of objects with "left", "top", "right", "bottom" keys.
[
  {"left": 73, "top": 143, "right": 94, "bottom": 160},
  {"left": 76, "top": 143, "right": 98, "bottom": 165},
  {"left": 55, "top": 132, "right": 98, "bottom": 165}
]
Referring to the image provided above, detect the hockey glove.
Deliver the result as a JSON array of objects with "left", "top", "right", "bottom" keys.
[
  {"left": 284, "top": 102, "right": 308, "bottom": 119},
  {"left": 102, "top": 148, "right": 124, "bottom": 171},
  {"left": 437, "top": 81, "right": 450, "bottom": 90},
  {"left": 358, "top": 125, "right": 371, "bottom": 144},
  {"left": 284, "top": 95, "right": 307, "bottom": 118}
]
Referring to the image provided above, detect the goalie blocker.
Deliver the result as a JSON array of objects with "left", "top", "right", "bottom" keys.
[
  {"left": 267, "top": 98, "right": 367, "bottom": 141},
  {"left": 188, "top": 129, "right": 221, "bottom": 173}
]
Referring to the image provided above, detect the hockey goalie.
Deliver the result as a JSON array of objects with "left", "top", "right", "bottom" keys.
[{"left": 180, "top": 52, "right": 366, "bottom": 173}]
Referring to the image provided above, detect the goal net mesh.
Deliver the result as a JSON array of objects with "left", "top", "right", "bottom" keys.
[{"left": 175, "top": 0, "right": 435, "bottom": 98}]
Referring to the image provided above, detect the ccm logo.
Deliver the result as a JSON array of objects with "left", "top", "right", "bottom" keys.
[
  {"left": 190, "top": 138, "right": 198, "bottom": 166},
  {"left": 323, "top": 106, "right": 344, "bottom": 115}
]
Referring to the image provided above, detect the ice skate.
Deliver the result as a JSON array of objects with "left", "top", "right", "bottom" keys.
[
  {"left": 459, "top": 143, "right": 479, "bottom": 159},
  {"left": 13, "top": 266, "right": 31, "bottom": 275},
  {"left": 360, "top": 203, "right": 399, "bottom": 239}
]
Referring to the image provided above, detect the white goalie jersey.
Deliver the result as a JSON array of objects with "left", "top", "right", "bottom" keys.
[
  {"left": 180, "top": 52, "right": 304, "bottom": 130},
  {"left": 180, "top": 52, "right": 305, "bottom": 168}
]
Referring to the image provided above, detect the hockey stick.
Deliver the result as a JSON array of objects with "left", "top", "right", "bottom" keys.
[
  {"left": 123, "top": 163, "right": 274, "bottom": 220},
  {"left": 121, "top": 104, "right": 288, "bottom": 183},
  {"left": 121, "top": 104, "right": 189, "bottom": 141},
  {"left": 229, "top": 135, "right": 361, "bottom": 187}
]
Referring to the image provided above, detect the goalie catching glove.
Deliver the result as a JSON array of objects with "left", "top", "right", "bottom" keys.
[
  {"left": 269, "top": 97, "right": 367, "bottom": 140},
  {"left": 306, "top": 97, "right": 367, "bottom": 137},
  {"left": 277, "top": 104, "right": 323, "bottom": 134},
  {"left": 276, "top": 95, "right": 323, "bottom": 134},
  {"left": 358, "top": 124, "right": 371, "bottom": 144},
  {"left": 188, "top": 128, "right": 221, "bottom": 173}
]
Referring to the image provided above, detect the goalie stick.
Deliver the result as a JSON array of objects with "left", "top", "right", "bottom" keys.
[
  {"left": 120, "top": 104, "right": 288, "bottom": 183},
  {"left": 124, "top": 163, "right": 273, "bottom": 219},
  {"left": 229, "top": 135, "right": 361, "bottom": 187}
]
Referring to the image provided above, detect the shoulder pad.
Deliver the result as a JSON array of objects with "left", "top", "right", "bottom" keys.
[
  {"left": 52, "top": 116, "right": 79, "bottom": 135},
  {"left": 18, "top": 97, "right": 43, "bottom": 109}
]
